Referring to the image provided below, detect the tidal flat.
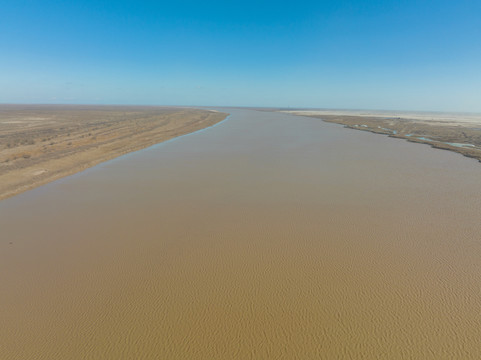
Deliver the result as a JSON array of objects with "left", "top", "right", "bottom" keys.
[{"left": 1, "top": 109, "right": 481, "bottom": 359}]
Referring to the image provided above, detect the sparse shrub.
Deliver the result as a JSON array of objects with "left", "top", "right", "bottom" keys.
[{"left": 23, "top": 154, "right": 31, "bottom": 159}]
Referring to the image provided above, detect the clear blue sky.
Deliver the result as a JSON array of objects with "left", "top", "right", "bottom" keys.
[{"left": 1, "top": 0, "right": 480, "bottom": 111}]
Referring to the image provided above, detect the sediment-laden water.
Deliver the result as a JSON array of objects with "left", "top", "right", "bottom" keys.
[{"left": 1, "top": 109, "right": 481, "bottom": 359}]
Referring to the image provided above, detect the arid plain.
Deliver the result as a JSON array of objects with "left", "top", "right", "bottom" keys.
[{"left": 1, "top": 109, "right": 481, "bottom": 359}]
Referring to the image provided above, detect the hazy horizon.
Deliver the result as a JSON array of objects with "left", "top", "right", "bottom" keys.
[{"left": 2, "top": 103, "right": 481, "bottom": 116}]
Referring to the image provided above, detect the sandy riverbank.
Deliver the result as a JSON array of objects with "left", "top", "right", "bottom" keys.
[
  {"left": 0, "top": 105, "right": 228, "bottom": 200},
  {"left": 282, "top": 110, "right": 481, "bottom": 163}
]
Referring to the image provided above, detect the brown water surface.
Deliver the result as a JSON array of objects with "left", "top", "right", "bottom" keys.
[{"left": 1, "top": 109, "right": 481, "bottom": 359}]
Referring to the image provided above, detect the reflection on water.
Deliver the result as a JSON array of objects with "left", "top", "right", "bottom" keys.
[{"left": 1, "top": 109, "right": 481, "bottom": 359}]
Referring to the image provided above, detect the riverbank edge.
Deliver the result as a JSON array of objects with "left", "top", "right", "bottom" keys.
[
  {"left": 0, "top": 110, "right": 230, "bottom": 202},
  {"left": 284, "top": 112, "right": 481, "bottom": 164}
]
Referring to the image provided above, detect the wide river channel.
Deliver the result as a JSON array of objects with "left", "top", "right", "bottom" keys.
[{"left": 1, "top": 109, "right": 481, "bottom": 359}]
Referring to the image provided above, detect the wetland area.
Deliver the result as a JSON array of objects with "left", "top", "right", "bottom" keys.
[{"left": 284, "top": 109, "right": 481, "bottom": 163}]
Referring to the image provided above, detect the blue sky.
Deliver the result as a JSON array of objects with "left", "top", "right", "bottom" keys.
[{"left": 1, "top": 0, "right": 480, "bottom": 111}]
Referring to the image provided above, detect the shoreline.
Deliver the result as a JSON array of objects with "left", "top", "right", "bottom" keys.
[
  {"left": 0, "top": 106, "right": 228, "bottom": 201},
  {"left": 281, "top": 111, "right": 481, "bottom": 163}
]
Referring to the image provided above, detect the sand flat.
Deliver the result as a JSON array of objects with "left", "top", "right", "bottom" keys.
[
  {"left": 282, "top": 109, "right": 481, "bottom": 126},
  {"left": 1, "top": 109, "right": 481, "bottom": 359}
]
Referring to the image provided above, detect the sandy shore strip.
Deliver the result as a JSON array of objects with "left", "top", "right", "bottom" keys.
[
  {"left": 0, "top": 105, "right": 228, "bottom": 200},
  {"left": 281, "top": 110, "right": 481, "bottom": 163}
]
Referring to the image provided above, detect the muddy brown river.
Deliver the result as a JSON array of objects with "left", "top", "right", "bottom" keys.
[{"left": 1, "top": 109, "right": 481, "bottom": 359}]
